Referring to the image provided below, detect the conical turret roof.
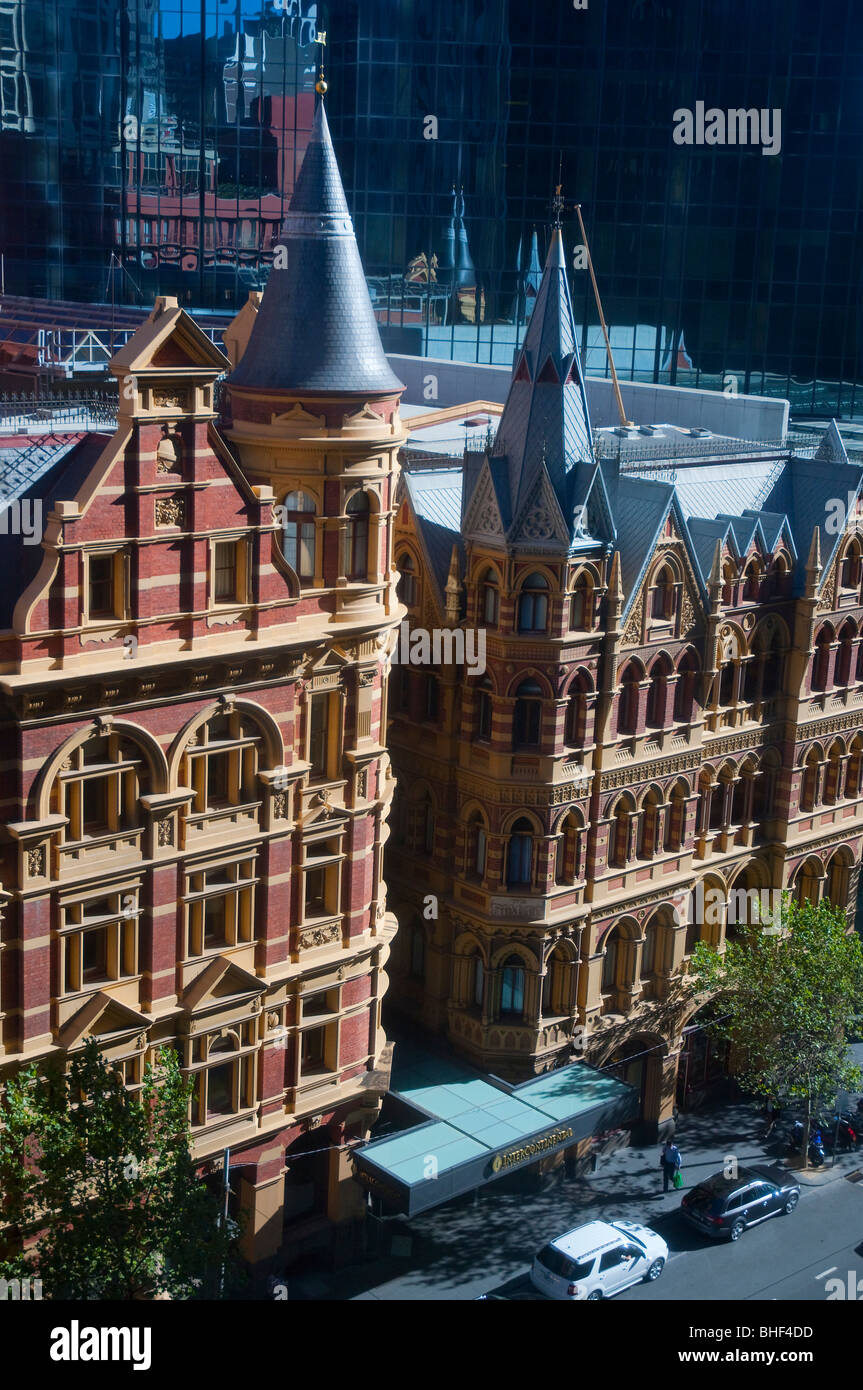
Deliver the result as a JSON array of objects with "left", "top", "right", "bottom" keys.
[
  {"left": 229, "top": 101, "right": 403, "bottom": 396},
  {"left": 491, "top": 227, "right": 593, "bottom": 521}
]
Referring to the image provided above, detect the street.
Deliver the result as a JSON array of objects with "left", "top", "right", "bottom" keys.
[{"left": 285, "top": 1094, "right": 863, "bottom": 1302}]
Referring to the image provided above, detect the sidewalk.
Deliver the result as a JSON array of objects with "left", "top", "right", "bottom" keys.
[{"left": 282, "top": 1091, "right": 863, "bottom": 1300}]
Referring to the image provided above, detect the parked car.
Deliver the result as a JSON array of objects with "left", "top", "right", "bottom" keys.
[
  {"left": 530, "top": 1219, "right": 668, "bottom": 1301},
  {"left": 681, "top": 1165, "right": 800, "bottom": 1241}
]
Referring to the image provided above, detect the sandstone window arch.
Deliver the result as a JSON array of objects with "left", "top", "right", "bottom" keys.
[
  {"left": 513, "top": 678, "right": 544, "bottom": 749},
  {"left": 344, "top": 490, "right": 371, "bottom": 580},
  {"left": 396, "top": 551, "right": 418, "bottom": 607},
  {"left": 517, "top": 571, "right": 550, "bottom": 633},
  {"left": 542, "top": 941, "right": 577, "bottom": 1016},
  {"left": 479, "top": 566, "right": 501, "bottom": 627},
  {"left": 506, "top": 816, "right": 535, "bottom": 887},
  {"left": 569, "top": 569, "right": 594, "bottom": 630},
  {"left": 49, "top": 729, "right": 154, "bottom": 846}
]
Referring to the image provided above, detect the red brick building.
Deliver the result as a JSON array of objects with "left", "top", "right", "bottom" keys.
[
  {"left": 387, "top": 226, "right": 863, "bottom": 1139},
  {"left": 0, "top": 101, "right": 405, "bottom": 1265}
]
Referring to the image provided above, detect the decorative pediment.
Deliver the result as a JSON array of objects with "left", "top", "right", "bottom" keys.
[
  {"left": 509, "top": 466, "right": 570, "bottom": 549},
  {"left": 462, "top": 460, "right": 505, "bottom": 541},
  {"left": 58, "top": 992, "right": 149, "bottom": 1051},
  {"left": 341, "top": 402, "right": 390, "bottom": 436},
  {"left": 183, "top": 956, "right": 265, "bottom": 1014},
  {"left": 270, "top": 402, "right": 326, "bottom": 435}
]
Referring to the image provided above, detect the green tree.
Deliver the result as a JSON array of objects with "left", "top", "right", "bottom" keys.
[
  {"left": 0, "top": 1040, "right": 243, "bottom": 1299},
  {"left": 690, "top": 896, "right": 863, "bottom": 1164}
]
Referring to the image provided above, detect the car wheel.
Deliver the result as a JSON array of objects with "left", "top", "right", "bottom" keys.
[
  {"left": 587, "top": 1290, "right": 603, "bottom": 1301},
  {"left": 783, "top": 1192, "right": 800, "bottom": 1214},
  {"left": 644, "top": 1258, "right": 665, "bottom": 1282},
  {"left": 729, "top": 1219, "right": 746, "bottom": 1242}
]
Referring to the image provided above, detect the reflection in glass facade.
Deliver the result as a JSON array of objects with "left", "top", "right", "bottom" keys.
[{"left": 1, "top": 0, "right": 862, "bottom": 411}]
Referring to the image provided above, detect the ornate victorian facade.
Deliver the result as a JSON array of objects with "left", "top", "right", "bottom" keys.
[
  {"left": 387, "top": 230, "right": 863, "bottom": 1137},
  {"left": 0, "top": 102, "right": 405, "bottom": 1263}
]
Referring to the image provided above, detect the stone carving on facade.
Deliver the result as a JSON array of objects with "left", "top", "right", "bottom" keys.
[
  {"left": 601, "top": 749, "right": 701, "bottom": 791},
  {"left": 622, "top": 594, "right": 644, "bottom": 645},
  {"left": 357, "top": 669, "right": 376, "bottom": 688},
  {"left": 818, "top": 569, "right": 836, "bottom": 612},
  {"left": 157, "top": 818, "right": 173, "bottom": 847},
  {"left": 153, "top": 389, "right": 188, "bottom": 411},
  {"left": 27, "top": 844, "right": 46, "bottom": 877},
  {"left": 356, "top": 768, "right": 368, "bottom": 799},
  {"left": 272, "top": 790, "right": 288, "bottom": 820},
  {"left": 155, "top": 496, "right": 184, "bottom": 527},
  {"left": 300, "top": 923, "right": 340, "bottom": 949}
]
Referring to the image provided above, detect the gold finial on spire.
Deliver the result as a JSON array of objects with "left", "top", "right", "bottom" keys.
[{"left": 315, "top": 29, "right": 328, "bottom": 95}]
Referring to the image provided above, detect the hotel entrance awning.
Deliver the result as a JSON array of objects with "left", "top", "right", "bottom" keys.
[{"left": 352, "top": 1043, "right": 638, "bottom": 1216}]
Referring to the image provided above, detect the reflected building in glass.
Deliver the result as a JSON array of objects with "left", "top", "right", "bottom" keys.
[{"left": 1, "top": 0, "right": 862, "bottom": 411}]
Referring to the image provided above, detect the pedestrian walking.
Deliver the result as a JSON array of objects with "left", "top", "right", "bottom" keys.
[{"left": 660, "top": 1138, "right": 682, "bottom": 1193}]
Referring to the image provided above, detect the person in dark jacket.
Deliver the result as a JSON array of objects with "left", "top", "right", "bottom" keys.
[{"left": 660, "top": 1138, "right": 682, "bottom": 1192}]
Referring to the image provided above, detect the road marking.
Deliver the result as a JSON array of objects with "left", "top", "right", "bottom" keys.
[{"left": 815, "top": 1266, "right": 838, "bottom": 1279}]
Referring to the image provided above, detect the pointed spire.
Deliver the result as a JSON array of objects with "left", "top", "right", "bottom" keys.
[
  {"left": 607, "top": 550, "right": 623, "bottom": 631},
  {"left": 493, "top": 226, "right": 593, "bottom": 526},
  {"left": 708, "top": 539, "right": 724, "bottom": 612},
  {"left": 805, "top": 524, "right": 822, "bottom": 598},
  {"left": 228, "top": 102, "right": 402, "bottom": 396},
  {"left": 445, "top": 544, "right": 461, "bottom": 622},
  {"left": 454, "top": 187, "right": 476, "bottom": 289}
]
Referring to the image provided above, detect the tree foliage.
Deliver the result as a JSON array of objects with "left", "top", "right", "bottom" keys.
[
  {"left": 690, "top": 896, "right": 863, "bottom": 1151},
  {"left": 0, "top": 1040, "right": 243, "bottom": 1299}
]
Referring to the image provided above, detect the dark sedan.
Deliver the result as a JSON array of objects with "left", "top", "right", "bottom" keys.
[{"left": 680, "top": 1165, "right": 801, "bottom": 1241}]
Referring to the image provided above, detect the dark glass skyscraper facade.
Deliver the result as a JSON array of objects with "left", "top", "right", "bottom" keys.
[{"left": 1, "top": 0, "right": 862, "bottom": 412}]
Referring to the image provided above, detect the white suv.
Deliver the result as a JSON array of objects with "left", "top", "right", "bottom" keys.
[{"left": 530, "top": 1219, "right": 668, "bottom": 1301}]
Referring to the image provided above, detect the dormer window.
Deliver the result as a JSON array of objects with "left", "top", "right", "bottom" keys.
[
  {"left": 650, "top": 565, "right": 675, "bottom": 621},
  {"left": 87, "top": 551, "right": 126, "bottom": 622},
  {"left": 397, "top": 552, "right": 418, "bottom": 606},
  {"left": 570, "top": 571, "right": 593, "bottom": 630}
]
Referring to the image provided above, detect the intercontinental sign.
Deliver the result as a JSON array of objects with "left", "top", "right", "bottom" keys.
[{"left": 490, "top": 1126, "right": 574, "bottom": 1173}]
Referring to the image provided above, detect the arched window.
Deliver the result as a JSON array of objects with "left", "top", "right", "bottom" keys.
[
  {"left": 664, "top": 782, "right": 687, "bottom": 851},
  {"left": 840, "top": 539, "right": 862, "bottom": 591},
  {"left": 52, "top": 731, "right": 152, "bottom": 843},
  {"left": 641, "top": 918, "right": 659, "bottom": 979},
  {"left": 674, "top": 652, "right": 698, "bottom": 723},
  {"left": 518, "top": 572, "right": 549, "bottom": 633},
  {"left": 651, "top": 565, "right": 675, "bottom": 621},
  {"left": 617, "top": 664, "right": 640, "bottom": 735},
  {"left": 796, "top": 860, "right": 821, "bottom": 907},
  {"left": 345, "top": 491, "right": 370, "bottom": 580},
  {"left": 638, "top": 790, "right": 662, "bottom": 859},
  {"left": 800, "top": 748, "right": 820, "bottom": 812},
  {"left": 741, "top": 559, "right": 761, "bottom": 602},
  {"left": 507, "top": 818, "right": 534, "bottom": 886},
  {"left": 475, "top": 675, "right": 493, "bottom": 740},
  {"left": 825, "top": 853, "right": 850, "bottom": 909},
  {"left": 513, "top": 679, "right": 543, "bottom": 748},
  {"left": 718, "top": 657, "right": 736, "bottom": 706},
  {"left": 601, "top": 926, "right": 620, "bottom": 992},
  {"left": 500, "top": 956, "right": 526, "bottom": 1016},
  {"left": 467, "top": 812, "right": 487, "bottom": 878},
  {"left": 846, "top": 736, "right": 863, "bottom": 798},
  {"left": 556, "top": 812, "right": 581, "bottom": 885},
  {"left": 824, "top": 742, "right": 842, "bottom": 804},
  {"left": 646, "top": 657, "right": 670, "bottom": 728},
  {"left": 480, "top": 568, "right": 500, "bottom": 627},
  {"left": 721, "top": 560, "right": 737, "bottom": 606},
  {"left": 836, "top": 623, "right": 855, "bottom": 687},
  {"left": 570, "top": 572, "right": 593, "bottom": 630},
  {"left": 397, "top": 552, "right": 418, "bottom": 606},
  {"left": 565, "top": 672, "right": 590, "bottom": 747},
  {"left": 812, "top": 629, "right": 832, "bottom": 692},
  {"left": 609, "top": 801, "right": 630, "bottom": 868},
  {"left": 770, "top": 554, "right": 790, "bottom": 599},
  {"left": 543, "top": 945, "right": 574, "bottom": 1015},
  {"left": 282, "top": 490, "right": 317, "bottom": 583},
  {"left": 181, "top": 711, "right": 263, "bottom": 815}
]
